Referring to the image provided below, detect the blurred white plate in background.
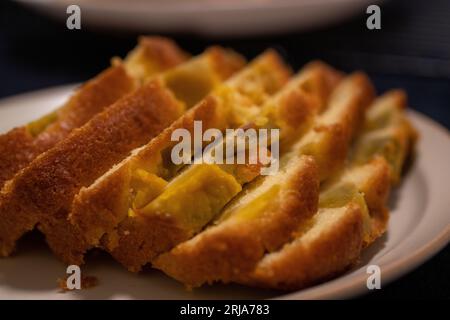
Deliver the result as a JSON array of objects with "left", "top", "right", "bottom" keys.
[{"left": 15, "top": 0, "right": 379, "bottom": 36}]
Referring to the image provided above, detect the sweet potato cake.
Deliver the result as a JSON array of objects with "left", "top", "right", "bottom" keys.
[{"left": 0, "top": 39, "right": 419, "bottom": 292}]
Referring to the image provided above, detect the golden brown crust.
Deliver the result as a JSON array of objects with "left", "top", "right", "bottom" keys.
[
  {"left": 34, "top": 66, "right": 136, "bottom": 152},
  {"left": 300, "top": 72, "right": 375, "bottom": 181},
  {"left": 371, "top": 89, "right": 408, "bottom": 111},
  {"left": 38, "top": 213, "right": 91, "bottom": 266},
  {"left": 154, "top": 156, "right": 319, "bottom": 287},
  {"left": 0, "top": 127, "right": 36, "bottom": 188},
  {"left": 0, "top": 81, "right": 183, "bottom": 259},
  {"left": 300, "top": 61, "right": 344, "bottom": 111},
  {"left": 277, "top": 89, "right": 318, "bottom": 129},
  {"left": 206, "top": 46, "right": 246, "bottom": 81},
  {"left": 70, "top": 162, "right": 132, "bottom": 248},
  {"left": 240, "top": 203, "right": 364, "bottom": 290},
  {"left": 309, "top": 123, "right": 349, "bottom": 181},
  {"left": 273, "top": 86, "right": 320, "bottom": 147},
  {"left": 104, "top": 211, "right": 191, "bottom": 272},
  {"left": 341, "top": 72, "right": 376, "bottom": 137},
  {"left": 261, "top": 50, "right": 293, "bottom": 93},
  {"left": 323, "top": 72, "right": 375, "bottom": 140},
  {"left": 137, "top": 36, "right": 190, "bottom": 71},
  {"left": 0, "top": 66, "right": 135, "bottom": 188}
]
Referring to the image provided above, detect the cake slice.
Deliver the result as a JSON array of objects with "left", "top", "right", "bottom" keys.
[
  {"left": 290, "top": 72, "right": 375, "bottom": 180},
  {"left": 235, "top": 90, "right": 417, "bottom": 290},
  {"left": 153, "top": 71, "right": 375, "bottom": 287},
  {"left": 0, "top": 36, "right": 188, "bottom": 188},
  {"left": 0, "top": 47, "right": 244, "bottom": 260},
  {"left": 350, "top": 90, "right": 418, "bottom": 185},
  {"left": 119, "top": 36, "right": 189, "bottom": 83},
  {"left": 69, "top": 50, "right": 292, "bottom": 271}
]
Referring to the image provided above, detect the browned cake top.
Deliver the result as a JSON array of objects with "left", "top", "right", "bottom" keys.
[{"left": 9, "top": 81, "right": 182, "bottom": 214}]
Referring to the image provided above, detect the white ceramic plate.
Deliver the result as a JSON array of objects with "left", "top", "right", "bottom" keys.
[
  {"left": 15, "top": 0, "right": 378, "bottom": 37},
  {"left": 0, "top": 85, "right": 449, "bottom": 300}
]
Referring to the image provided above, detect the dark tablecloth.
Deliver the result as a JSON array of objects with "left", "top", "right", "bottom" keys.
[{"left": 0, "top": 0, "right": 448, "bottom": 299}]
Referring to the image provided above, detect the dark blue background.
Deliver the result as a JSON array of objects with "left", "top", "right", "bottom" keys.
[{"left": 0, "top": 0, "right": 449, "bottom": 299}]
